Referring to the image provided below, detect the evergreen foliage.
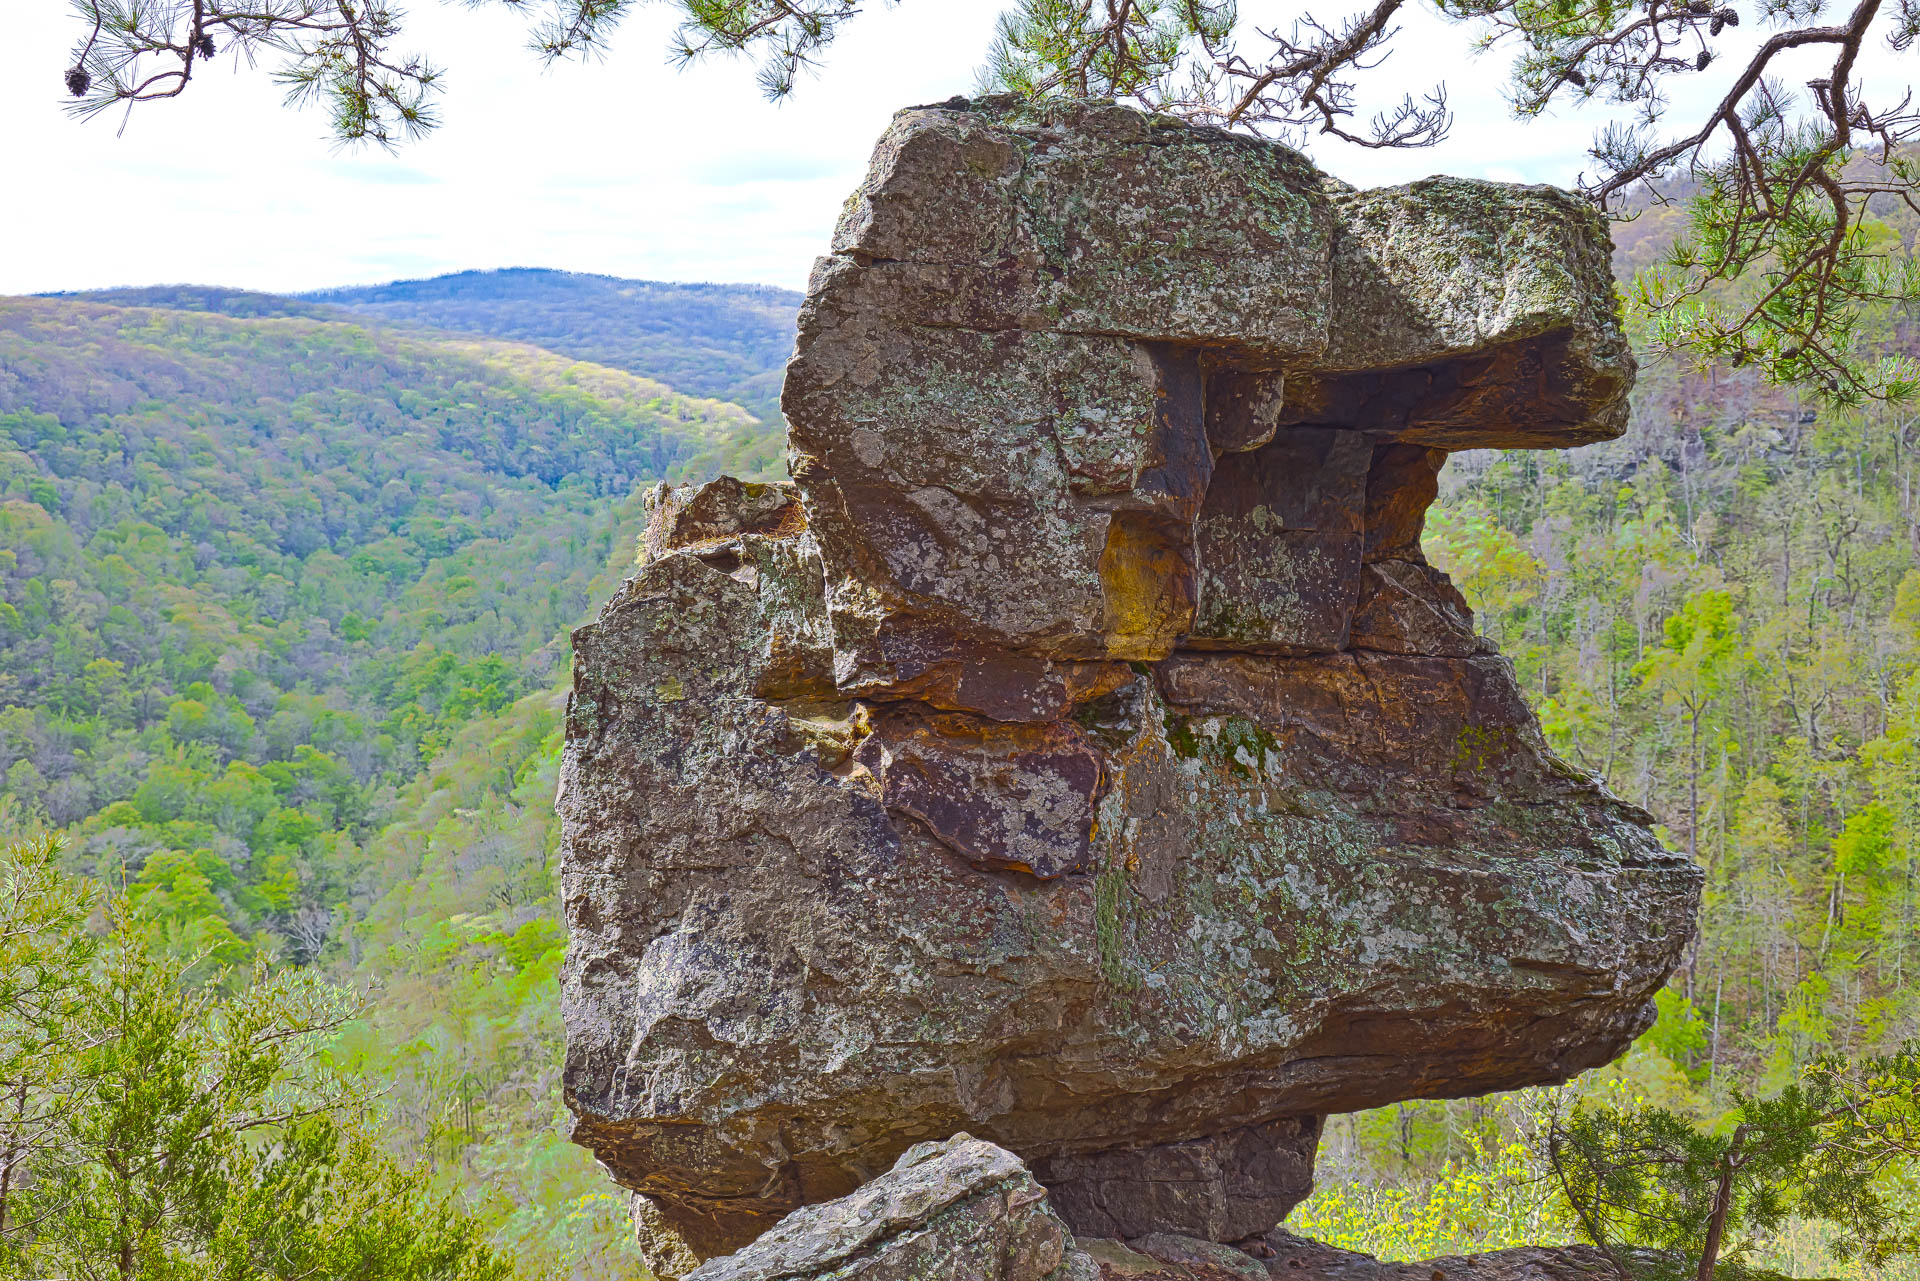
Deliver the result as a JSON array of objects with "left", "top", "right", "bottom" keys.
[
  {"left": 0, "top": 836, "right": 510, "bottom": 1281},
  {"left": 1550, "top": 1052, "right": 1920, "bottom": 1281}
]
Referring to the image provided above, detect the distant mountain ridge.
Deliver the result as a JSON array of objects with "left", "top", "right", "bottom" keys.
[
  {"left": 49, "top": 268, "right": 805, "bottom": 428},
  {"left": 301, "top": 268, "right": 801, "bottom": 423},
  {"left": 38, "top": 285, "right": 342, "bottom": 322}
]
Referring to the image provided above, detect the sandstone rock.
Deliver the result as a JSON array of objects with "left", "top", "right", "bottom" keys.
[
  {"left": 785, "top": 99, "right": 1631, "bottom": 677},
  {"left": 684, "top": 1134, "right": 1094, "bottom": 1281},
  {"left": 1361, "top": 446, "right": 1446, "bottom": 564},
  {"left": 853, "top": 706, "right": 1107, "bottom": 878},
  {"left": 558, "top": 96, "right": 1700, "bottom": 1271},
  {"left": 1080, "top": 1234, "right": 1270, "bottom": 1281},
  {"left": 642, "top": 477, "right": 805, "bottom": 564},
  {"left": 1348, "top": 560, "right": 1484, "bottom": 658},
  {"left": 1036, "top": 1119, "right": 1318, "bottom": 1243},
  {"left": 1188, "top": 429, "right": 1371, "bottom": 653}
]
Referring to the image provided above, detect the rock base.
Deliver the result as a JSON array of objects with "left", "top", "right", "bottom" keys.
[
  {"left": 1036, "top": 1118, "right": 1319, "bottom": 1243},
  {"left": 683, "top": 1135, "right": 1088, "bottom": 1281},
  {"left": 1243, "top": 1233, "right": 1625, "bottom": 1281},
  {"left": 678, "top": 1133, "right": 1637, "bottom": 1281}
]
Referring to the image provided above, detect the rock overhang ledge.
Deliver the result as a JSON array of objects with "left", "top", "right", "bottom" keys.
[{"left": 817, "top": 95, "right": 1633, "bottom": 450}]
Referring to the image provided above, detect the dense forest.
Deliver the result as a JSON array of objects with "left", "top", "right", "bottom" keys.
[
  {"left": 0, "top": 287, "right": 789, "bottom": 1275},
  {"left": 302, "top": 270, "right": 802, "bottom": 426},
  {"left": 7, "top": 262, "right": 1920, "bottom": 1275}
]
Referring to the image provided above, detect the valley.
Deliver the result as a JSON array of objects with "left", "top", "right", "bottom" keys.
[{"left": 4, "top": 263, "right": 1920, "bottom": 1276}]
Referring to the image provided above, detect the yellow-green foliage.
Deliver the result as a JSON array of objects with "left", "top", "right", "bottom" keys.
[
  {"left": 1295, "top": 1091, "right": 1576, "bottom": 1260},
  {"left": 332, "top": 692, "right": 651, "bottom": 1279},
  {"left": 1292, "top": 1137, "right": 1569, "bottom": 1259},
  {"left": 0, "top": 294, "right": 714, "bottom": 1274},
  {"left": 0, "top": 837, "right": 511, "bottom": 1281}
]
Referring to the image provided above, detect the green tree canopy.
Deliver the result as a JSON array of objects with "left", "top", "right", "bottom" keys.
[
  {"left": 0, "top": 835, "right": 510, "bottom": 1281},
  {"left": 1549, "top": 1050, "right": 1920, "bottom": 1281}
]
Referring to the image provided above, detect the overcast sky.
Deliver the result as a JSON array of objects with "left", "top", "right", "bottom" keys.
[{"left": 0, "top": 1, "right": 1880, "bottom": 296}]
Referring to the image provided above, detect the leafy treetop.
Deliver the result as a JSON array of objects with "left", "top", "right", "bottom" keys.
[{"left": 1549, "top": 1050, "right": 1920, "bottom": 1281}]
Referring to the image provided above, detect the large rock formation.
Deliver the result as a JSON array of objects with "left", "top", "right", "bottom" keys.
[{"left": 558, "top": 97, "right": 1702, "bottom": 1271}]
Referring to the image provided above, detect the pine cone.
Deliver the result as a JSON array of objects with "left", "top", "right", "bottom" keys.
[
  {"left": 1696, "top": 48, "right": 1712, "bottom": 69},
  {"left": 1566, "top": 66, "right": 1588, "bottom": 87},
  {"left": 1720, "top": 8, "right": 1740, "bottom": 24},
  {"left": 65, "top": 65, "right": 90, "bottom": 96},
  {"left": 195, "top": 34, "right": 216, "bottom": 58}
]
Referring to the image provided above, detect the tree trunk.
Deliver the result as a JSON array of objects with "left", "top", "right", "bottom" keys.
[
  {"left": 0, "top": 1082, "right": 26, "bottom": 1240},
  {"left": 1708, "top": 972, "right": 1723, "bottom": 1088},
  {"left": 1696, "top": 1130, "right": 1745, "bottom": 1281},
  {"left": 1688, "top": 704, "right": 1701, "bottom": 863}
]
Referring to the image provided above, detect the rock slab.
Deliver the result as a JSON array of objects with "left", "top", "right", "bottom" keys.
[
  {"left": 687, "top": 1135, "right": 1089, "bottom": 1281},
  {"left": 558, "top": 96, "right": 1702, "bottom": 1270}
]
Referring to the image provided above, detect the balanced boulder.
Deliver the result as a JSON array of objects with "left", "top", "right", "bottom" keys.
[{"left": 557, "top": 96, "right": 1700, "bottom": 1271}]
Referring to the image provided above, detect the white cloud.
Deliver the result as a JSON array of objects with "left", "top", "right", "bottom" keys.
[{"left": 4, "top": 1, "right": 1908, "bottom": 296}]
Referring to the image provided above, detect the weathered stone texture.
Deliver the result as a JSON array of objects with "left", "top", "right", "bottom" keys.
[
  {"left": 1082, "top": 1235, "right": 1273, "bottom": 1281},
  {"left": 1243, "top": 1231, "right": 1661, "bottom": 1281},
  {"left": 786, "top": 99, "right": 1631, "bottom": 680},
  {"left": 685, "top": 1135, "right": 1093, "bottom": 1281},
  {"left": 1188, "top": 429, "right": 1371, "bottom": 652},
  {"left": 558, "top": 95, "right": 1701, "bottom": 1274},
  {"left": 1035, "top": 1119, "right": 1318, "bottom": 1244},
  {"left": 642, "top": 477, "right": 807, "bottom": 563}
]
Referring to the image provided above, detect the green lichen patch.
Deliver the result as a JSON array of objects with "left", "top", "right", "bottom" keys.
[
  {"left": 1160, "top": 708, "right": 1202, "bottom": 760},
  {"left": 1093, "top": 849, "right": 1140, "bottom": 993},
  {"left": 1450, "top": 722, "right": 1515, "bottom": 774},
  {"left": 1217, "top": 716, "right": 1279, "bottom": 778}
]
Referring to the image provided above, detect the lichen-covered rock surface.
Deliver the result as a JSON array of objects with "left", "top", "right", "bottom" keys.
[{"left": 558, "top": 96, "right": 1701, "bottom": 1272}]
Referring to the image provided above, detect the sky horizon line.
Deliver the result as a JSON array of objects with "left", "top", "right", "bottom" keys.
[{"left": 20, "top": 266, "right": 810, "bottom": 300}]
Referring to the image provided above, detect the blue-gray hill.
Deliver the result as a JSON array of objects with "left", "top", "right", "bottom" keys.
[{"left": 301, "top": 268, "right": 802, "bottom": 423}]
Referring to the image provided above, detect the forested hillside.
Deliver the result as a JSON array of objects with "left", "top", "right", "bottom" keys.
[
  {"left": 1440, "top": 354, "right": 1920, "bottom": 1084},
  {"left": 0, "top": 294, "right": 786, "bottom": 1274},
  {"left": 11, "top": 257, "right": 1920, "bottom": 1276},
  {"left": 0, "top": 297, "right": 771, "bottom": 827},
  {"left": 303, "top": 269, "right": 802, "bottom": 425}
]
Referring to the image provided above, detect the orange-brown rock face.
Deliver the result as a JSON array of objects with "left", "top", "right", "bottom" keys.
[{"left": 557, "top": 98, "right": 1700, "bottom": 1275}]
